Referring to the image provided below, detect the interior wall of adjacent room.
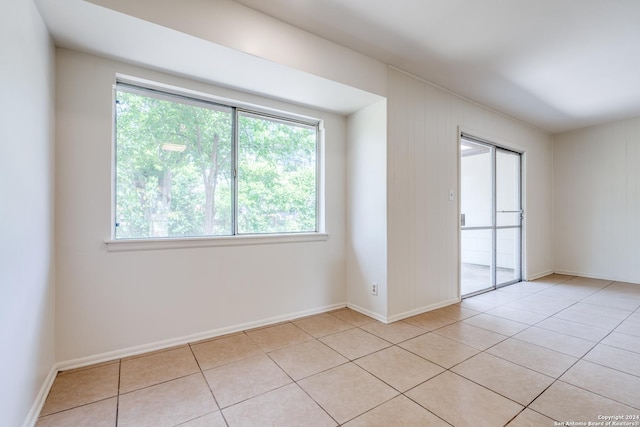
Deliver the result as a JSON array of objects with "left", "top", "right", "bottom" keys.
[
  {"left": 0, "top": 1, "right": 56, "bottom": 426},
  {"left": 387, "top": 67, "right": 553, "bottom": 320},
  {"left": 55, "top": 48, "right": 348, "bottom": 363},
  {"left": 553, "top": 117, "right": 640, "bottom": 283},
  {"left": 346, "top": 100, "right": 388, "bottom": 319}
]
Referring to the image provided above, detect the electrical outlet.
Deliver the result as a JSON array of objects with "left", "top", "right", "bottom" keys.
[{"left": 372, "top": 283, "right": 378, "bottom": 296}]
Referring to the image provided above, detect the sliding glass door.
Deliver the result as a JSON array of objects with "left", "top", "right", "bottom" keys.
[{"left": 460, "top": 135, "right": 522, "bottom": 297}]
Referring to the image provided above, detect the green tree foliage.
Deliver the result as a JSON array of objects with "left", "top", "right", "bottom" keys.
[
  {"left": 114, "top": 88, "right": 317, "bottom": 239},
  {"left": 238, "top": 113, "right": 317, "bottom": 233}
]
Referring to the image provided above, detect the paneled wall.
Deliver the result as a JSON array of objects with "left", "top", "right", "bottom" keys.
[
  {"left": 387, "top": 68, "right": 553, "bottom": 320},
  {"left": 553, "top": 117, "right": 640, "bottom": 283}
]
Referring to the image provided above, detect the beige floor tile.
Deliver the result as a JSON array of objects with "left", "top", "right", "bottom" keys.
[
  {"left": 245, "top": 322, "right": 312, "bottom": 352},
  {"left": 293, "top": 313, "right": 354, "bottom": 338},
  {"left": 399, "top": 332, "right": 478, "bottom": 368},
  {"left": 459, "top": 297, "right": 502, "bottom": 312},
  {"left": 343, "top": 395, "right": 449, "bottom": 427},
  {"left": 532, "top": 273, "right": 574, "bottom": 285},
  {"left": 36, "top": 397, "right": 116, "bottom": 427},
  {"left": 298, "top": 363, "right": 398, "bottom": 424},
  {"left": 452, "top": 352, "right": 554, "bottom": 406},
  {"left": 537, "top": 286, "right": 596, "bottom": 301},
  {"left": 570, "top": 302, "right": 632, "bottom": 320},
  {"left": 403, "top": 311, "right": 457, "bottom": 331},
  {"left": 177, "top": 411, "right": 227, "bottom": 427},
  {"left": 120, "top": 346, "right": 200, "bottom": 394},
  {"left": 581, "top": 293, "right": 640, "bottom": 311},
  {"left": 462, "top": 313, "right": 529, "bottom": 336},
  {"left": 561, "top": 360, "right": 640, "bottom": 409},
  {"left": 467, "top": 291, "right": 520, "bottom": 305},
  {"left": 486, "top": 338, "right": 578, "bottom": 378},
  {"left": 203, "top": 354, "right": 291, "bottom": 408},
  {"left": 355, "top": 346, "right": 444, "bottom": 392},
  {"left": 487, "top": 306, "right": 548, "bottom": 325},
  {"left": 191, "top": 333, "right": 263, "bottom": 370},
  {"left": 553, "top": 307, "right": 621, "bottom": 330},
  {"left": 496, "top": 283, "right": 539, "bottom": 297},
  {"left": 585, "top": 344, "right": 640, "bottom": 377},
  {"left": 329, "top": 308, "right": 376, "bottom": 326},
  {"left": 319, "top": 328, "right": 391, "bottom": 360},
  {"left": 615, "top": 318, "right": 640, "bottom": 337},
  {"left": 514, "top": 326, "right": 595, "bottom": 357},
  {"left": 505, "top": 295, "right": 574, "bottom": 316},
  {"left": 536, "top": 317, "right": 610, "bottom": 342},
  {"left": 40, "top": 362, "right": 119, "bottom": 416},
  {"left": 223, "top": 383, "right": 336, "bottom": 427},
  {"left": 268, "top": 339, "right": 347, "bottom": 380},
  {"left": 601, "top": 331, "right": 640, "bottom": 353},
  {"left": 431, "top": 304, "right": 480, "bottom": 321},
  {"left": 406, "top": 372, "right": 523, "bottom": 427},
  {"left": 433, "top": 322, "right": 508, "bottom": 350},
  {"left": 530, "top": 381, "right": 637, "bottom": 422},
  {"left": 118, "top": 373, "right": 217, "bottom": 427},
  {"left": 565, "top": 277, "right": 612, "bottom": 288},
  {"left": 359, "top": 321, "right": 425, "bottom": 344},
  {"left": 506, "top": 408, "right": 556, "bottom": 426}
]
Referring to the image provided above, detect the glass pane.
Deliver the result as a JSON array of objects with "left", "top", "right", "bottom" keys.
[
  {"left": 115, "top": 89, "right": 233, "bottom": 238},
  {"left": 496, "top": 149, "right": 520, "bottom": 227},
  {"left": 496, "top": 228, "right": 521, "bottom": 286},
  {"left": 461, "top": 229, "right": 493, "bottom": 295},
  {"left": 460, "top": 139, "right": 492, "bottom": 227},
  {"left": 237, "top": 113, "right": 317, "bottom": 234}
]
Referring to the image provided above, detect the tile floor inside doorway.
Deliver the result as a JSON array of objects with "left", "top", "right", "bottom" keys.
[{"left": 37, "top": 275, "right": 640, "bottom": 426}]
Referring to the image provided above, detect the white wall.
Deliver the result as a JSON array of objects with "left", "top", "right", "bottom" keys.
[
  {"left": 55, "top": 49, "right": 347, "bottom": 363},
  {"left": 0, "top": 1, "right": 56, "bottom": 426},
  {"left": 346, "top": 101, "right": 388, "bottom": 320},
  {"left": 387, "top": 67, "right": 553, "bottom": 320},
  {"left": 553, "top": 117, "right": 640, "bottom": 283}
]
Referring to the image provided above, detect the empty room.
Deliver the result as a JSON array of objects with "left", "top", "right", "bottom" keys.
[{"left": 3, "top": 0, "right": 639, "bottom": 426}]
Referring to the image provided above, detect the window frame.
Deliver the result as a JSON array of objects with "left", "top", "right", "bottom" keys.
[{"left": 106, "top": 77, "right": 326, "bottom": 251}]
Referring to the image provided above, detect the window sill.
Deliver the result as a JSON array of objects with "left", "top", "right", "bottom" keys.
[{"left": 105, "top": 233, "right": 329, "bottom": 252}]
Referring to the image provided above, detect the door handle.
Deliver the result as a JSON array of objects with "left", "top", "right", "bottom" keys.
[{"left": 460, "top": 213, "right": 466, "bottom": 227}]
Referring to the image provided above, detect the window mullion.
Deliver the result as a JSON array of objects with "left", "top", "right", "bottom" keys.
[{"left": 232, "top": 107, "right": 239, "bottom": 236}]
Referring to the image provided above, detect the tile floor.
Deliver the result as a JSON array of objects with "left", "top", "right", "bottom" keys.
[{"left": 36, "top": 274, "right": 640, "bottom": 426}]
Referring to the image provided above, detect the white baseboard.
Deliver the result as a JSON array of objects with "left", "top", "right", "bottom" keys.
[
  {"left": 57, "top": 302, "right": 347, "bottom": 371},
  {"left": 22, "top": 365, "right": 58, "bottom": 427},
  {"left": 386, "top": 298, "right": 461, "bottom": 323},
  {"left": 346, "top": 303, "right": 388, "bottom": 323},
  {"left": 525, "top": 270, "right": 554, "bottom": 281},
  {"left": 552, "top": 270, "right": 639, "bottom": 285}
]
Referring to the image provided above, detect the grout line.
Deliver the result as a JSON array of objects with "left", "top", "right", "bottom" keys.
[{"left": 114, "top": 360, "right": 121, "bottom": 427}]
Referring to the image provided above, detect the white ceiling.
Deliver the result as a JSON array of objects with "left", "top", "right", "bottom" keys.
[{"left": 235, "top": 0, "right": 640, "bottom": 133}]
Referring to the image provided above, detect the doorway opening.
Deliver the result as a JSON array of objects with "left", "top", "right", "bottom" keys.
[{"left": 460, "top": 134, "right": 522, "bottom": 297}]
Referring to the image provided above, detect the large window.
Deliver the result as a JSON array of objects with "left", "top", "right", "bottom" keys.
[{"left": 114, "top": 83, "right": 319, "bottom": 240}]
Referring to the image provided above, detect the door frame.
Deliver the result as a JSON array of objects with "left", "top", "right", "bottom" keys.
[{"left": 458, "top": 130, "right": 524, "bottom": 298}]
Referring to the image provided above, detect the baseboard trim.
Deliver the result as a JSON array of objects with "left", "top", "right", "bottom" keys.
[
  {"left": 22, "top": 364, "right": 58, "bottom": 427},
  {"left": 552, "top": 270, "right": 639, "bottom": 285},
  {"left": 386, "top": 298, "right": 461, "bottom": 323},
  {"left": 346, "top": 303, "right": 388, "bottom": 323},
  {"left": 525, "top": 270, "right": 554, "bottom": 281},
  {"left": 56, "top": 302, "right": 347, "bottom": 371}
]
